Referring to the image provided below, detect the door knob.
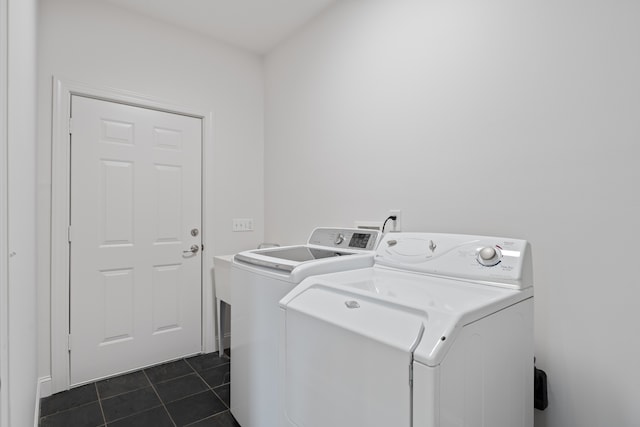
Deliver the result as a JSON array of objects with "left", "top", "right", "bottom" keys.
[{"left": 183, "top": 244, "right": 200, "bottom": 254}]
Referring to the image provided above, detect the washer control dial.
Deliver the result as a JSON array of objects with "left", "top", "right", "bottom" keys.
[{"left": 477, "top": 246, "right": 501, "bottom": 266}]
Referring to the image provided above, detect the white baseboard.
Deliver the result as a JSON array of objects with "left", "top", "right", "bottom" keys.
[
  {"left": 39, "top": 376, "right": 52, "bottom": 398},
  {"left": 33, "top": 376, "right": 52, "bottom": 427}
]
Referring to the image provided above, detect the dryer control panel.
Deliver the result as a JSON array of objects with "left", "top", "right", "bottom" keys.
[
  {"left": 308, "top": 228, "right": 380, "bottom": 251},
  {"left": 376, "top": 232, "right": 533, "bottom": 290}
]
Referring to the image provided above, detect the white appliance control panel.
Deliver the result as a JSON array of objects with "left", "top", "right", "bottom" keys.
[
  {"left": 376, "top": 232, "right": 532, "bottom": 289},
  {"left": 307, "top": 228, "right": 380, "bottom": 251}
]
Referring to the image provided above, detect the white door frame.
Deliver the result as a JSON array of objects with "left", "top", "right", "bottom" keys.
[
  {"left": 0, "top": 0, "right": 9, "bottom": 423},
  {"left": 51, "top": 77, "right": 215, "bottom": 394}
]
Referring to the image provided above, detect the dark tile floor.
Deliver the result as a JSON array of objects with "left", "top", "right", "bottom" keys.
[{"left": 39, "top": 351, "right": 240, "bottom": 427}]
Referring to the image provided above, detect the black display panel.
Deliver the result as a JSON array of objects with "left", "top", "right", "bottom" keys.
[{"left": 348, "top": 233, "right": 371, "bottom": 249}]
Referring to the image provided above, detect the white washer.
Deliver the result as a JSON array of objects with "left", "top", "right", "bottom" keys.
[
  {"left": 230, "top": 227, "right": 381, "bottom": 427},
  {"left": 279, "top": 232, "right": 534, "bottom": 427}
]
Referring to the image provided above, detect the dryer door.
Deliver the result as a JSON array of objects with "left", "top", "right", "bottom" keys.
[{"left": 282, "top": 285, "right": 426, "bottom": 427}]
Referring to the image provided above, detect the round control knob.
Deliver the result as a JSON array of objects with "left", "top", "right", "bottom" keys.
[
  {"left": 477, "top": 246, "right": 501, "bottom": 266},
  {"left": 335, "top": 233, "right": 345, "bottom": 245},
  {"left": 479, "top": 247, "right": 496, "bottom": 260}
]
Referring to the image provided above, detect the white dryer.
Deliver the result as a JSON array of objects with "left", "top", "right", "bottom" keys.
[
  {"left": 231, "top": 227, "right": 381, "bottom": 427},
  {"left": 279, "top": 232, "right": 534, "bottom": 427}
]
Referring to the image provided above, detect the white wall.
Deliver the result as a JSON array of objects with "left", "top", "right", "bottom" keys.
[
  {"left": 265, "top": 1, "right": 640, "bottom": 426},
  {"left": 38, "top": 0, "right": 264, "bottom": 384},
  {"left": 0, "top": 0, "right": 7, "bottom": 423},
  {"left": 2, "top": 0, "right": 38, "bottom": 424}
]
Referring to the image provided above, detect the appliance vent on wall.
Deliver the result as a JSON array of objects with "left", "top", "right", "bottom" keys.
[{"left": 354, "top": 221, "right": 383, "bottom": 231}]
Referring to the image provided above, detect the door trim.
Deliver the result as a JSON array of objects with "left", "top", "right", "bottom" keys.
[{"left": 51, "top": 77, "right": 215, "bottom": 393}]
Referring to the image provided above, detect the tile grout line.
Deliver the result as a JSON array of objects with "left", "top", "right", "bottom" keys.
[
  {"left": 189, "top": 359, "right": 229, "bottom": 391},
  {"left": 211, "top": 389, "right": 230, "bottom": 410},
  {"left": 189, "top": 353, "right": 231, "bottom": 410},
  {"left": 184, "top": 352, "right": 230, "bottom": 373},
  {"left": 100, "top": 399, "right": 166, "bottom": 425},
  {"left": 99, "top": 373, "right": 169, "bottom": 425},
  {"left": 152, "top": 372, "right": 194, "bottom": 386},
  {"left": 143, "top": 367, "right": 178, "bottom": 427},
  {"left": 217, "top": 352, "right": 233, "bottom": 412},
  {"left": 38, "top": 400, "right": 104, "bottom": 424},
  {"left": 181, "top": 410, "right": 232, "bottom": 427},
  {"left": 94, "top": 382, "right": 108, "bottom": 426},
  {"left": 150, "top": 358, "right": 212, "bottom": 405},
  {"left": 96, "top": 371, "right": 152, "bottom": 400}
]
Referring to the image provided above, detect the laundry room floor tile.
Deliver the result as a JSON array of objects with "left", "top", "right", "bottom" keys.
[
  {"left": 212, "top": 383, "right": 230, "bottom": 408},
  {"left": 144, "top": 359, "right": 194, "bottom": 384},
  {"left": 101, "top": 386, "right": 161, "bottom": 422},
  {"left": 38, "top": 350, "right": 237, "bottom": 427},
  {"left": 107, "top": 406, "right": 174, "bottom": 427},
  {"left": 154, "top": 373, "right": 209, "bottom": 403},
  {"left": 39, "top": 401, "right": 104, "bottom": 427},
  {"left": 164, "top": 390, "right": 227, "bottom": 426},
  {"left": 39, "top": 383, "right": 98, "bottom": 417},
  {"left": 199, "top": 363, "right": 230, "bottom": 388},
  {"left": 185, "top": 352, "right": 229, "bottom": 373},
  {"left": 184, "top": 410, "right": 240, "bottom": 427},
  {"left": 96, "top": 370, "right": 150, "bottom": 399}
]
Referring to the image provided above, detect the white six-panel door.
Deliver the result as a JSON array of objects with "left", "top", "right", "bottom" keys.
[{"left": 69, "top": 95, "right": 202, "bottom": 385}]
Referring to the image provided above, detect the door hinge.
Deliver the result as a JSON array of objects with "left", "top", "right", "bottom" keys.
[
  {"left": 67, "top": 334, "right": 72, "bottom": 352},
  {"left": 68, "top": 117, "right": 73, "bottom": 135},
  {"left": 68, "top": 225, "right": 72, "bottom": 243},
  {"left": 409, "top": 363, "right": 413, "bottom": 387}
]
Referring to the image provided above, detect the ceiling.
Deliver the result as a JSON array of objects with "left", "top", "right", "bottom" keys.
[{"left": 95, "top": 0, "right": 339, "bottom": 54}]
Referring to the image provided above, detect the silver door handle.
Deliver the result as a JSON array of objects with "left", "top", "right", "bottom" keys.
[{"left": 183, "top": 244, "right": 199, "bottom": 254}]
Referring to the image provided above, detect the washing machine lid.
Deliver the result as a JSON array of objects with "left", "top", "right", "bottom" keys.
[
  {"left": 286, "top": 285, "right": 426, "bottom": 352},
  {"left": 281, "top": 266, "right": 532, "bottom": 366}
]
